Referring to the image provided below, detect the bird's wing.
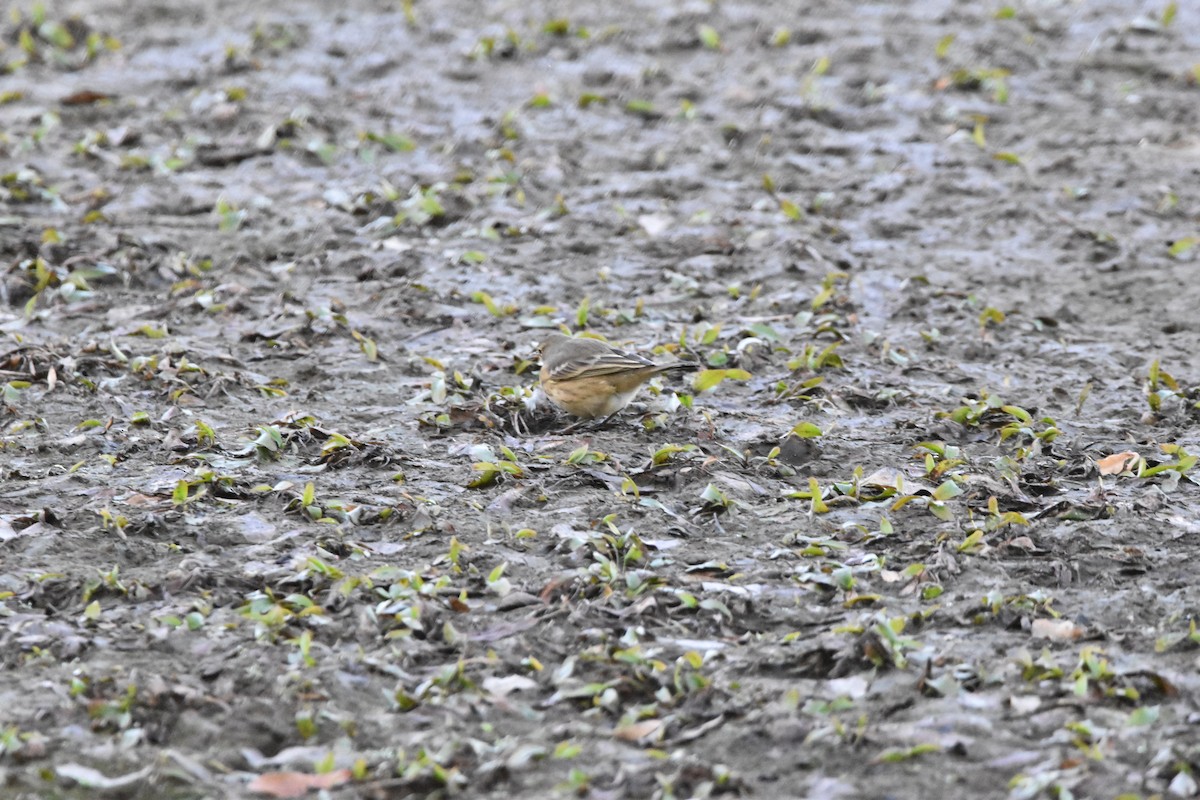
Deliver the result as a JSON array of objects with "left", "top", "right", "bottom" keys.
[{"left": 546, "top": 349, "right": 657, "bottom": 381}]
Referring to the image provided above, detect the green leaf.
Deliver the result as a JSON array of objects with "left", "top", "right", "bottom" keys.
[
  {"left": 693, "top": 368, "right": 751, "bottom": 392},
  {"left": 808, "top": 477, "right": 828, "bottom": 514},
  {"left": 366, "top": 131, "right": 415, "bottom": 152},
  {"left": 935, "top": 34, "right": 954, "bottom": 59},
  {"left": 699, "top": 483, "right": 728, "bottom": 505},
  {"left": 566, "top": 445, "right": 593, "bottom": 465},
  {"left": 791, "top": 422, "right": 822, "bottom": 439},
  {"left": 471, "top": 291, "right": 501, "bottom": 316},
  {"left": 468, "top": 462, "right": 502, "bottom": 488},
  {"left": 1161, "top": 1, "right": 1177, "bottom": 27},
  {"left": 874, "top": 743, "right": 939, "bottom": 763},
  {"left": 625, "top": 99, "right": 656, "bottom": 116},
  {"left": 932, "top": 479, "right": 962, "bottom": 502},
  {"left": 172, "top": 480, "right": 189, "bottom": 506},
  {"left": 1001, "top": 405, "right": 1032, "bottom": 424},
  {"left": 745, "top": 322, "right": 780, "bottom": 341},
  {"left": 1168, "top": 237, "right": 1196, "bottom": 257},
  {"left": 697, "top": 24, "right": 721, "bottom": 50},
  {"left": 358, "top": 335, "right": 378, "bottom": 362},
  {"left": 1127, "top": 705, "right": 1159, "bottom": 726},
  {"left": 699, "top": 597, "right": 732, "bottom": 619},
  {"left": 553, "top": 741, "right": 582, "bottom": 759},
  {"left": 929, "top": 501, "right": 954, "bottom": 522},
  {"left": 979, "top": 307, "right": 1005, "bottom": 327},
  {"left": 652, "top": 444, "right": 694, "bottom": 465},
  {"left": 957, "top": 529, "right": 984, "bottom": 552}
]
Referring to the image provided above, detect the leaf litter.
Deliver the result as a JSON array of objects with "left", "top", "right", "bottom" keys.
[{"left": 2, "top": 1, "right": 1200, "bottom": 799}]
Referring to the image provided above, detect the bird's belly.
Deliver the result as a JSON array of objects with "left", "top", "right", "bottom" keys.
[
  {"left": 549, "top": 384, "right": 638, "bottom": 419},
  {"left": 593, "top": 388, "right": 638, "bottom": 418}
]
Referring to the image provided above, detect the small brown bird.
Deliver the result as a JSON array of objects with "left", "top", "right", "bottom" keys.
[{"left": 537, "top": 332, "right": 691, "bottom": 426}]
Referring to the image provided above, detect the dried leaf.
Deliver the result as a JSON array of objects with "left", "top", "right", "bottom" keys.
[
  {"left": 482, "top": 674, "right": 538, "bottom": 698},
  {"left": 1002, "top": 536, "right": 1038, "bottom": 552},
  {"left": 1030, "top": 618, "right": 1083, "bottom": 641},
  {"left": 61, "top": 90, "right": 114, "bottom": 106},
  {"left": 1097, "top": 451, "right": 1139, "bottom": 476},
  {"left": 247, "top": 770, "right": 352, "bottom": 798},
  {"left": 613, "top": 718, "right": 664, "bottom": 742}
]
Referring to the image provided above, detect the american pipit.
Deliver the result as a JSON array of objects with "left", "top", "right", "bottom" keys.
[{"left": 537, "top": 332, "right": 691, "bottom": 426}]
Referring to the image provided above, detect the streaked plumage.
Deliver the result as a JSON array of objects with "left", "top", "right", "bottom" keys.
[{"left": 537, "top": 332, "right": 690, "bottom": 422}]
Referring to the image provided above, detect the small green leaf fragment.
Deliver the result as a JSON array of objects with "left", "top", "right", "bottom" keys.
[
  {"left": 791, "top": 422, "right": 822, "bottom": 439},
  {"left": 874, "top": 743, "right": 940, "bottom": 763},
  {"left": 1128, "top": 705, "right": 1159, "bottom": 726},
  {"left": 693, "top": 368, "right": 751, "bottom": 392},
  {"left": 1162, "top": 1, "right": 1177, "bottom": 27},
  {"left": 366, "top": 131, "right": 415, "bottom": 152},
  {"left": 1168, "top": 237, "right": 1196, "bottom": 257}
]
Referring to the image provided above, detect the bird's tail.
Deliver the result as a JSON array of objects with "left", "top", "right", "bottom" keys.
[{"left": 654, "top": 361, "right": 697, "bottom": 373}]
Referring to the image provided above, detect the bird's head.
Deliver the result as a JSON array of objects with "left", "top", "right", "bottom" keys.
[{"left": 536, "top": 331, "right": 571, "bottom": 356}]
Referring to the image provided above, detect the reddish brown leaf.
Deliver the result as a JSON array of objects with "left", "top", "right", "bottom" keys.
[
  {"left": 613, "top": 718, "right": 664, "bottom": 742},
  {"left": 61, "top": 90, "right": 114, "bottom": 106},
  {"left": 1030, "top": 618, "right": 1083, "bottom": 641},
  {"left": 247, "top": 770, "right": 351, "bottom": 798},
  {"left": 1096, "top": 451, "right": 1138, "bottom": 476}
]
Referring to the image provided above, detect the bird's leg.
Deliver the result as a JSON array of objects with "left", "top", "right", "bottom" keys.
[
  {"left": 560, "top": 414, "right": 614, "bottom": 435},
  {"left": 597, "top": 410, "right": 623, "bottom": 428},
  {"left": 559, "top": 418, "right": 589, "bottom": 435}
]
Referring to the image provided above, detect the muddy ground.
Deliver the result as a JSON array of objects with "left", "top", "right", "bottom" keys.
[{"left": 2, "top": 1, "right": 1200, "bottom": 798}]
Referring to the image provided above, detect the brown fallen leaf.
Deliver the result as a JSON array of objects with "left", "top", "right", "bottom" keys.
[
  {"left": 122, "top": 493, "right": 164, "bottom": 507},
  {"left": 1096, "top": 451, "right": 1139, "bottom": 476},
  {"left": 613, "top": 718, "right": 665, "bottom": 743},
  {"left": 1030, "top": 618, "right": 1084, "bottom": 641},
  {"left": 61, "top": 90, "right": 114, "bottom": 106},
  {"left": 247, "top": 769, "right": 352, "bottom": 798},
  {"left": 1001, "top": 536, "right": 1039, "bottom": 552}
]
